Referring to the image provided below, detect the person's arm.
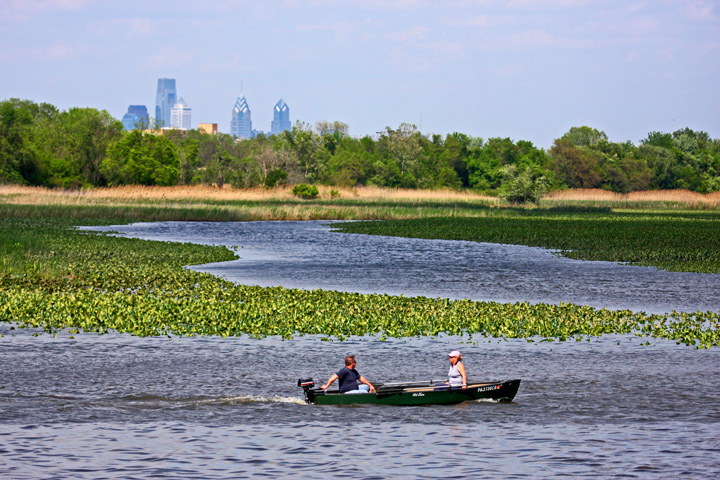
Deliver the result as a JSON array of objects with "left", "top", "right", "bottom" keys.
[
  {"left": 359, "top": 375, "right": 376, "bottom": 393},
  {"left": 321, "top": 374, "right": 338, "bottom": 390},
  {"left": 458, "top": 362, "right": 467, "bottom": 390}
]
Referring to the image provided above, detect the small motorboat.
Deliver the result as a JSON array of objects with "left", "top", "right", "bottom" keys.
[{"left": 297, "top": 378, "right": 521, "bottom": 406}]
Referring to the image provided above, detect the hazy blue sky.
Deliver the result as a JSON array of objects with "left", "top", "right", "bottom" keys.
[{"left": 2, "top": 0, "right": 718, "bottom": 147}]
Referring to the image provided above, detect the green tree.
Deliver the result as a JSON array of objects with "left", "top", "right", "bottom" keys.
[
  {"left": 559, "top": 126, "right": 608, "bottom": 147},
  {"left": 101, "top": 131, "right": 179, "bottom": 186},
  {"left": 550, "top": 138, "right": 603, "bottom": 188},
  {"left": 0, "top": 99, "right": 39, "bottom": 184},
  {"left": 283, "top": 122, "right": 324, "bottom": 180},
  {"left": 58, "top": 108, "right": 123, "bottom": 185}
]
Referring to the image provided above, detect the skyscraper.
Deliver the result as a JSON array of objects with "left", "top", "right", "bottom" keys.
[
  {"left": 155, "top": 78, "right": 177, "bottom": 128},
  {"left": 121, "top": 105, "right": 149, "bottom": 131},
  {"left": 170, "top": 98, "right": 192, "bottom": 130},
  {"left": 230, "top": 96, "right": 253, "bottom": 139},
  {"left": 270, "top": 99, "right": 291, "bottom": 135}
]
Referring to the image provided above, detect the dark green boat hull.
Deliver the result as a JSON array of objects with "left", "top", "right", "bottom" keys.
[{"left": 301, "top": 379, "right": 521, "bottom": 406}]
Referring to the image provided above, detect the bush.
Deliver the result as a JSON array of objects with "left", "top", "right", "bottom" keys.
[
  {"left": 265, "top": 169, "right": 288, "bottom": 188},
  {"left": 292, "top": 183, "right": 319, "bottom": 199},
  {"left": 499, "top": 165, "right": 547, "bottom": 204}
]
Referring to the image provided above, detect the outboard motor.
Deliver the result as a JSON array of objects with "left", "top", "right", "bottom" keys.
[
  {"left": 297, "top": 378, "right": 315, "bottom": 388},
  {"left": 297, "top": 378, "right": 319, "bottom": 404}
]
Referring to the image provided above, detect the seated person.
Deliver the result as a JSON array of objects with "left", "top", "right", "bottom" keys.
[
  {"left": 447, "top": 350, "right": 467, "bottom": 390},
  {"left": 321, "top": 355, "right": 376, "bottom": 394},
  {"left": 436, "top": 350, "right": 468, "bottom": 390}
]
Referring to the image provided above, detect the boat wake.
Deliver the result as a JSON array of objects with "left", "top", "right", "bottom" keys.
[
  {"left": 216, "top": 395, "right": 307, "bottom": 405},
  {"left": 96, "top": 394, "right": 307, "bottom": 409}
]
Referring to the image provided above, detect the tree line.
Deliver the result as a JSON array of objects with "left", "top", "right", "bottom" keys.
[{"left": 2, "top": 98, "right": 719, "bottom": 201}]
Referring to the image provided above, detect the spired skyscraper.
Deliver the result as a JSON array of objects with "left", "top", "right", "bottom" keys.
[
  {"left": 270, "top": 99, "right": 291, "bottom": 135},
  {"left": 170, "top": 98, "right": 191, "bottom": 130},
  {"left": 155, "top": 78, "right": 177, "bottom": 128},
  {"left": 230, "top": 96, "right": 253, "bottom": 139}
]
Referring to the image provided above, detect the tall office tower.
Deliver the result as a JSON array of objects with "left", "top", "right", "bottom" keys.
[
  {"left": 155, "top": 78, "right": 177, "bottom": 127},
  {"left": 270, "top": 99, "right": 291, "bottom": 135},
  {"left": 230, "top": 96, "right": 253, "bottom": 139},
  {"left": 121, "top": 105, "right": 149, "bottom": 131},
  {"left": 170, "top": 98, "right": 192, "bottom": 129}
]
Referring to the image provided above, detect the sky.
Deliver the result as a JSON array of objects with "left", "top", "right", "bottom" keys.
[{"left": 1, "top": 0, "right": 718, "bottom": 148}]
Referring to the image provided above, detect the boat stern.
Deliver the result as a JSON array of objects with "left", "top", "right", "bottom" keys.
[{"left": 297, "top": 378, "right": 322, "bottom": 404}]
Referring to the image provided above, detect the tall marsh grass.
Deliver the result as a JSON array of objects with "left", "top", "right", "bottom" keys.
[
  {"left": 0, "top": 184, "right": 497, "bottom": 203},
  {"left": 543, "top": 189, "right": 720, "bottom": 210},
  {"left": 1, "top": 185, "right": 718, "bottom": 223}
]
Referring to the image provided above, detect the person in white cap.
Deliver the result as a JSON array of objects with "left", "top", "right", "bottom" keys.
[{"left": 447, "top": 350, "right": 467, "bottom": 390}]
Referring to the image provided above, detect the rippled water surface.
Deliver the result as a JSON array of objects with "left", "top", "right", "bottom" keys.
[
  {"left": 82, "top": 220, "right": 720, "bottom": 314},
  {"left": 2, "top": 331, "right": 719, "bottom": 479},
  {"left": 3, "top": 221, "right": 719, "bottom": 479}
]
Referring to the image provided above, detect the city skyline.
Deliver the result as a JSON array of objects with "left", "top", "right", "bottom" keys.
[
  {"left": 123, "top": 84, "right": 291, "bottom": 136},
  {"left": 1, "top": 2, "right": 718, "bottom": 148}
]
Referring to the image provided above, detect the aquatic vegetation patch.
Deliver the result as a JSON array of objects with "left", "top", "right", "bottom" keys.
[{"left": 1, "top": 217, "right": 718, "bottom": 347}]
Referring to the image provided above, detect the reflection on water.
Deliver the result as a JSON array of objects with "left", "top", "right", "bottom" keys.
[
  {"left": 83, "top": 220, "right": 720, "bottom": 314},
  {"left": 1, "top": 329, "right": 719, "bottom": 479}
]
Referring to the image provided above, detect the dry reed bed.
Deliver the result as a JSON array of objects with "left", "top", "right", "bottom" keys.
[
  {"left": 1, "top": 185, "right": 719, "bottom": 211},
  {"left": 544, "top": 189, "right": 720, "bottom": 208},
  {"left": 0, "top": 185, "right": 495, "bottom": 204}
]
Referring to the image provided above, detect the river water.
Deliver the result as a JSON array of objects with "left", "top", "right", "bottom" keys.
[
  {"left": 80, "top": 220, "right": 720, "bottom": 314},
  {"left": 2, "top": 221, "right": 719, "bottom": 479}
]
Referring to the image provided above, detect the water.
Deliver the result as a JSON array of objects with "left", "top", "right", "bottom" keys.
[
  {"left": 2, "top": 330, "right": 719, "bottom": 479},
  {"left": 81, "top": 220, "right": 720, "bottom": 314},
  {"left": 3, "top": 221, "right": 719, "bottom": 478}
]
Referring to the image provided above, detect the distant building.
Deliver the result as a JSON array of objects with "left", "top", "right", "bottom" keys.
[
  {"left": 121, "top": 113, "right": 137, "bottom": 132},
  {"left": 141, "top": 128, "right": 187, "bottom": 137},
  {"left": 170, "top": 98, "right": 191, "bottom": 130},
  {"left": 199, "top": 123, "right": 218, "bottom": 135},
  {"left": 155, "top": 78, "right": 177, "bottom": 128},
  {"left": 270, "top": 99, "right": 291, "bottom": 135},
  {"left": 121, "top": 105, "right": 148, "bottom": 131},
  {"left": 230, "top": 96, "right": 253, "bottom": 139}
]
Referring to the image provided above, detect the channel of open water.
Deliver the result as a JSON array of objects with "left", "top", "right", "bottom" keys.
[{"left": 2, "top": 221, "right": 719, "bottom": 479}]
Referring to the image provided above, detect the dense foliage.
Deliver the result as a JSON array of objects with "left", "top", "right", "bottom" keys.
[
  {"left": 1, "top": 216, "right": 718, "bottom": 347},
  {"left": 292, "top": 183, "right": 319, "bottom": 199},
  {"left": 2, "top": 99, "right": 720, "bottom": 197}
]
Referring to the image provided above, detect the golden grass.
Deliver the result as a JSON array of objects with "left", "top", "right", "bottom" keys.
[
  {"left": 544, "top": 188, "right": 720, "bottom": 208},
  {"left": 0, "top": 184, "right": 497, "bottom": 204},
  {"left": 1, "top": 185, "right": 718, "bottom": 215}
]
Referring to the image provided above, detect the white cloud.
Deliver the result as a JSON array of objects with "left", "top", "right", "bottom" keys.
[
  {"left": 441, "top": 15, "right": 490, "bottom": 28},
  {"left": 505, "top": 29, "right": 558, "bottom": 49},
  {"left": 146, "top": 47, "right": 199, "bottom": 70},
  {"left": 4, "top": 0, "right": 87, "bottom": 21},
  {"left": 111, "top": 18, "right": 154, "bottom": 38},
  {"left": 389, "top": 26, "right": 431, "bottom": 43},
  {"left": 1, "top": 41, "right": 91, "bottom": 61},
  {"left": 506, "top": 0, "right": 597, "bottom": 10},
  {"left": 387, "top": 39, "right": 463, "bottom": 73},
  {"left": 686, "top": 1, "right": 715, "bottom": 21}
]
